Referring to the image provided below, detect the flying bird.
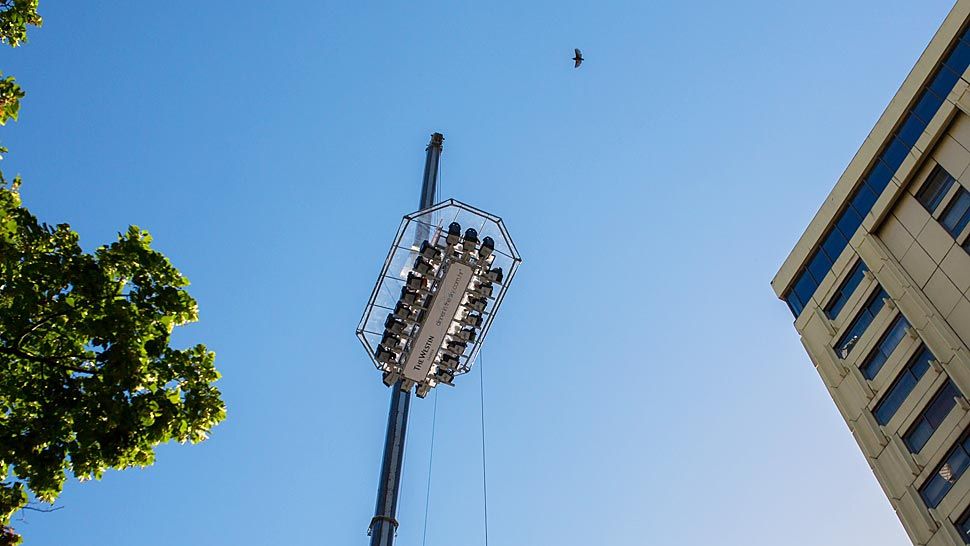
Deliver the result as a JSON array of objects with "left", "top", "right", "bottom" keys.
[{"left": 573, "top": 48, "right": 583, "bottom": 68}]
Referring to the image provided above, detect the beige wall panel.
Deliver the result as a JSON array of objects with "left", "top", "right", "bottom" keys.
[
  {"left": 864, "top": 238, "right": 941, "bottom": 335},
  {"left": 958, "top": 83, "right": 970, "bottom": 118},
  {"left": 926, "top": 524, "right": 965, "bottom": 546},
  {"left": 899, "top": 486, "right": 941, "bottom": 545},
  {"left": 943, "top": 351, "right": 970, "bottom": 419},
  {"left": 884, "top": 216, "right": 919, "bottom": 261},
  {"left": 911, "top": 160, "right": 941, "bottom": 198},
  {"left": 943, "top": 487, "right": 970, "bottom": 541},
  {"left": 836, "top": 373, "right": 874, "bottom": 424},
  {"left": 932, "top": 135, "right": 970, "bottom": 182},
  {"left": 927, "top": 268, "right": 965, "bottom": 317},
  {"left": 919, "top": 318, "right": 962, "bottom": 372},
  {"left": 861, "top": 235, "right": 905, "bottom": 285},
  {"left": 876, "top": 435, "right": 923, "bottom": 500},
  {"left": 897, "top": 195, "right": 934, "bottom": 237},
  {"left": 851, "top": 414, "right": 888, "bottom": 460},
  {"left": 802, "top": 313, "right": 836, "bottom": 357},
  {"left": 800, "top": 314, "right": 848, "bottom": 390},
  {"left": 919, "top": 220, "right": 959, "bottom": 264},
  {"left": 940, "top": 246, "right": 970, "bottom": 294},
  {"left": 809, "top": 348, "right": 848, "bottom": 390},
  {"left": 893, "top": 434, "right": 927, "bottom": 477},
  {"left": 948, "top": 112, "right": 970, "bottom": 153},
  {"left": 953, "top": 347, "right": 970, "bottom": 388},
  {"left": 827, "top": 376, "right": 861, "bottom": 426},
  {"left": 903, "top": 243, "right": 940, "bottom": 288},
  {"left": 866, "top": 177, "right": 907, "bottom": 234},
  {"left": 948, "top": 298, "right": 970, "bottom": 348}
]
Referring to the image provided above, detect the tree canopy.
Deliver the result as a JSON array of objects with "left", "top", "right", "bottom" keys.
[
  {"left": 0, "top": 189, "right": 227, "bottom": 537},
  {"left": 0, "top": 3, "right": 226, "bottom": 544}
]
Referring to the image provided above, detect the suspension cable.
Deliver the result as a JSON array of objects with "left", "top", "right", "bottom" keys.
[
  {"left": 479, "top": 352, "right": 490, "bottom": 546},
  {"left": 421, "top": 390, "right": 438, "bottom": 546}
]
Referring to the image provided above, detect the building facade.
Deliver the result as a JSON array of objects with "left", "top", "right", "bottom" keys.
[{"left": 772, "top": 3, "right": 970, "bottom": 545}]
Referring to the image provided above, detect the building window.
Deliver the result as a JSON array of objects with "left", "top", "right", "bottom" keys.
[
  {"left": 835, "top": 288, "right": 888, "bottom": 359},
  {"left": 956, "top": 505, "right": 970, "bottom": 544},
  {"left": 873, "top": 346, "right": 935, "bottom": 425},
  {"left": 916, "top": 166, "right": 956, "bottom": 214},
  {"left": 920, "top": 425, "right": 970, "bottom": 508},
  {"left": 824, "top": 261, "right": 869, "bottom": 320},
  {"left": 941, "top": 187, "right": 970, "bottom": 238},
  {"left": 781, "top": 27, "right": 970, "bottom": 319},
  {"left": 861, "top": 316, "right": 911, "bottom": 380},
  {"left": 905, "top": 380, "right": 962, "bottom": 454}
]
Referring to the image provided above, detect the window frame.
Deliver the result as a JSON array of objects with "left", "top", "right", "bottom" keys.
[
  {"left": 834, "top": 287, "right": 888, "bottom": 359},
  {"left": 916, "top": 165, "right": 957, "bottom": 214},
  {"left": 860, "top": 315, "right": 911, "bottom": 380},
  {"left": 872, "top": 345, "right": 934, "bottom": 426},
  {"left": 905, "top": 380, "right": 962, "bottom": 454},
  {"left": 920, "top": 424, "right": 970, "bottom": 508},
  {"left": 941, "top": 187, "right": 970, "bottom": 239},
  {"left": 824, "top": 260, "right": 869, "bottom": 320},
  {"left": 955, "top": 502, "right": 970, "bottom": 544}
]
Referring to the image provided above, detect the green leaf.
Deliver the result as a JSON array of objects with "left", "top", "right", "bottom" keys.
[{"left": 0, "top": 183, "right": 226, "bottom": 534}]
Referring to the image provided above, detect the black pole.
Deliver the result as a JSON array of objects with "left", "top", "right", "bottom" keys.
[{"left": 368, "top": 132, "right": 444, "bottom": 546}]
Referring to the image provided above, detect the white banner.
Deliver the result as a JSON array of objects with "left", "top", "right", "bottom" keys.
[{"left": 402, "top": 261, "right": 474, "bottom": 382}]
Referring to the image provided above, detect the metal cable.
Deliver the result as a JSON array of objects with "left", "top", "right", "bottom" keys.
[
  {"left": 479, "top": 353, "right": 490, "bottom": 546},
  {"left": 421, "top": 390, "right": 438, "bottom": 546}
]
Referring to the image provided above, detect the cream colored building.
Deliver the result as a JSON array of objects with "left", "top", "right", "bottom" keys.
[{"left": 773, "top": 3, "right": 970, "bottom": 545}]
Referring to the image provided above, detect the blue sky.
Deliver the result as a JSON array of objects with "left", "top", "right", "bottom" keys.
[{"left": 0, "top": 1, "right": 959, "bottom": 544}]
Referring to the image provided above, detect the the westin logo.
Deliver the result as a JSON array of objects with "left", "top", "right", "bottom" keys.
[{"left": 402, "top": 262, "right": 474, "bottom": 381}]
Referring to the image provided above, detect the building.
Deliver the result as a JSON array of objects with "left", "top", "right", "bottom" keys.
[{"left": 772, "top": 3, "right": 970, "bottom": 545}]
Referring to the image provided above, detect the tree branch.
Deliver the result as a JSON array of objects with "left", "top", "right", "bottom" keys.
[
  {"left": 0, "top": 346, "right": 98, "bottom": 375},
  {"left": 19, "top": 505, "right": 63, "bottom": 514},
  {"left": 15, "top": 310, "right": 68, "bottom": 349}
]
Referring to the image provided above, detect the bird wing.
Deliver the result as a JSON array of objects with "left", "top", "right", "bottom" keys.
[
  {"left": 574, "top": 48, "right": 581, "bottom": 57},
  {"left": 574, "top": 57, "right": 582, "bottom": 67}
]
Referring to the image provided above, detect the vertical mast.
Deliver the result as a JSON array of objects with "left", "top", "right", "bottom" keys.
[{"left": 368, "top": 132, "right": 444, "bottom": 546}]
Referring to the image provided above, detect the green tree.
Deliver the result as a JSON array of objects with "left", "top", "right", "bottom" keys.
[
  {"left": 0, "top": 187, "right": 227, "bottom": 544},
  {"left": 0, "top": 1, "right": 41, "bottom": 48},
  {"left": 0, "top": 0, "right": 39, "bottom": 157},
  {"left": 0, "top": 3, "right": 226, "bottom": 544}
]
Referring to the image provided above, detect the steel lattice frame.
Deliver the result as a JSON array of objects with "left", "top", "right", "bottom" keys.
[{"left": 357, "top": 199, "right": 521, "bottom": 396}]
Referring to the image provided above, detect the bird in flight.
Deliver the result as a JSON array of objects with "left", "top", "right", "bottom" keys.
[{"left": 573, "top": 48, "right": 583, "bottom": 68}]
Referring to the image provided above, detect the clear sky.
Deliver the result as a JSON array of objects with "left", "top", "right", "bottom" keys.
[{"left": 0, "top": 1, "right": 960, "bottom": 544}]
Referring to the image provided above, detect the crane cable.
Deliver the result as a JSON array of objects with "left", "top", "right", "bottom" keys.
[
  {"left": 422, "top": 158, "right": 492, "bottom": 546},
  {"left": 479, "top": 352, "right": 490, "bottom": 546},
  {"left": 420, "top": 390, "right": 438, "bottom": 546}
]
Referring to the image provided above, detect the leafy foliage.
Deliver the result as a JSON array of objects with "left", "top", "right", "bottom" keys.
[
  {"left": 0, "top": 3, "right": 225, "bottom": 543},
  {"left": 0, "top": 184, "right": 226, "bottom": 538},
  {"left": 0, "top": 0, "right": 37, "bottom": 186},
  {"left": 0, "top": 75, "right": 22, "bottom": 127},
  {"left": 0, "top": 0, "right": 41, "bottom": 48}
]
